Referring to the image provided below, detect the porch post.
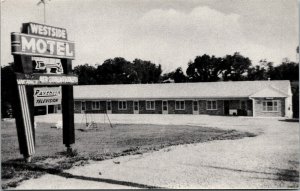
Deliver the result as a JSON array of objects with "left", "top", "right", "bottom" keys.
[
  {"left": 284, "top": 97, "right": 288, "bottom": 118},
  {"left": 251, "top": 98, "right": 255, "bottom": 117}
]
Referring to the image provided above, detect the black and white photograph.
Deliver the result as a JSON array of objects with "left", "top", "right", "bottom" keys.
[{"left": 1, "top": 0, "right": 299, "bottom": 189}]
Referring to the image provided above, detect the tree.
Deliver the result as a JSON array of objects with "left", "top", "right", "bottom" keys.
[
  {"left": 95, "top": 58, "right": 162, "bottom": 84},
  {"left": 161, "top": 71, "right": 175, "bottom": 83},
  {"left": 245, "top": 59, "right": 299, "bottom": 81},
  {"left": 186, "top": 53, "right": 251, "bottom": 82},
  {"left": 221, "top": 52, "right": 251, "bottom": 81},
  {"left": 186, "top": 54, "right": 223, "bottom": 82},
  {"left": 270, "top": 61, "right": 299, "bottom": 81},
  {"left": 173, "top": 67, "right": 187, "bottom": 83},
  {"left": 1, "top": 64, "right": 15, "bottom": 118},
  {"left": 132, "top": 59, "right": 162, "bottom": 84},
  {"left": 96, "top": 57, "right": 139, "bottom": 84},
  {"left": 73, "top": 64, "right": 97, "bottom": 85},
  {"left": 247, "top": 65, "right": 268, "bottom": 80},
  {"left": 246, "top": 59, "right": 273, "bottom": 80},
  {"left": 161, "top": 67, "right": 187, "bottom": 83}
]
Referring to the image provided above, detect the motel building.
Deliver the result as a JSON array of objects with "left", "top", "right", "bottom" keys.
[{"left": 68, "top": 80, "right": 293, "bottom": 118}]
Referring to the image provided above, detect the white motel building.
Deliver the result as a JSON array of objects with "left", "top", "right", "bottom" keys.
[{"left": 65, "top": 80, "right": 292, "bottom": 118}]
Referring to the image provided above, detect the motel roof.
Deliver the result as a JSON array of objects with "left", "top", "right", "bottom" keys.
[{"left": 73, "top": 80, "right": 291, "bottom": 100}]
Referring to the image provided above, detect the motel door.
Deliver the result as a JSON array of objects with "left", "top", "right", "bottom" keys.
[
  {"left": 81, "top": 102, "right": 86, "bottom": 114},
  {"left": 107, "top": 101, "right": 112, "bottom": 114},
  {"left": 193, "top": 101, "right": 199, "bottom": 115},
  {"left": 162, "top": 101, "right": 168, "bottom": 114},
  {"left": 134, "top": 101, "right": 139, "bottom": 114},
  {"left": 240, "top": 100, "right": 247, "bottom": 116}
]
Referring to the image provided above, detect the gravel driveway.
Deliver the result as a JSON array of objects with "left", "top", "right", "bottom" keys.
[{"left": 16, "top": 114, "right": 299, "bottom": 189}]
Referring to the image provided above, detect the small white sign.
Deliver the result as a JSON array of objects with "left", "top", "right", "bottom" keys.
[
  {"left": 32, "top": 57, "right": 64, "bottom": 74},
  {"left": 34, "top": 86, "right": 62, "bottom": 106}
]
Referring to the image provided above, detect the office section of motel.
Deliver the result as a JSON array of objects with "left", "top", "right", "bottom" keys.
[{"left": 69, "top": 80, "right": 292, "bottom": 118}]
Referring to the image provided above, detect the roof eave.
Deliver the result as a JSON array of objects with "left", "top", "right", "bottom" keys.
[{"left": 74, "top": 96, "right": 251, "bottom": 100}]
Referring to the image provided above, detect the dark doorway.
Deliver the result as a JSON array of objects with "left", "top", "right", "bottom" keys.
[
  {"left": 224, "top": 101, "right": 229, "bottom": 115},
  {"left": 238, "top": 101, "right": 247, "bottom": 116},
  {"left": 48, "top": 105, "right": 54, "bottom": 114}
]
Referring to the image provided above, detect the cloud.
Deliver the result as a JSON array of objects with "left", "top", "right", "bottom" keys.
[
  {"left": 121, "top": 6, "right": 246, "bottom": 71},
  {"left": 137, "top": 6, "right": 241, "bottom": 40},
  {"left": 115, "top": 5, "right": 297, "bottom": 72}
]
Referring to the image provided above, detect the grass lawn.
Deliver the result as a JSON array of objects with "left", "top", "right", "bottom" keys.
[{"left": 1, "top": 119, "right": 256, "bottom": 189}]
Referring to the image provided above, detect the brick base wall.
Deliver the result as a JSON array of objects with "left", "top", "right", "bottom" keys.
[
  {"left": 167, "top": 100, "right": 193, "bottom": 114},
  {"left": 139, "top": 100, "right": 162, "bottom": 114},
  {"left": 253, "top": 98, "right": 285, "bottom": 117},
  {"left": 199, "top": 100, "right": 224, "bottom": 115},
  {"left": 111, "top": 101, "right": 134, "bottom": 114},
  {"left": 86, "top": 101, "right": 107, "bottom": 113}
]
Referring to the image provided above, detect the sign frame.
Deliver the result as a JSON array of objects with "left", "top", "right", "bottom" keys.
[{"left": 10, "top": 22, "right": 77, "bottom": 162}]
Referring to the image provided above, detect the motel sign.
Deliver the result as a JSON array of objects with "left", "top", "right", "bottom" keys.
[
  {"left": 10, "top": 22, "right": 77, "bottom": 162},
  {"left": 11, "top": 33, "right": 75, "bottom": 59}
]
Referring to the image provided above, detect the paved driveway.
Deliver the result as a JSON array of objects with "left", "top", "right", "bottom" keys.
[{"left": 17, "top": 114, "right": 299, "bottom": 189}]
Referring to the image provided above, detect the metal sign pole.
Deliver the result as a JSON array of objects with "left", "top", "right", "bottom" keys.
[
  {"left": 61, "top": 58, "right": 75, "bottom": 152},
  {"left": 11, "top": 55, "right": 35, "bottom": 162}
]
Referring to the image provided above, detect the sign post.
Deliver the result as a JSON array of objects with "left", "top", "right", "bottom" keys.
[{"left": 11, "top": 22, "right": 77, "bottom": 162}]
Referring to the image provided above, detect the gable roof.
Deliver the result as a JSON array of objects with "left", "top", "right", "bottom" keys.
[
  {"left": 249, "top": 86, "right": 288, "bottom": 98},
  {"left": 73, "top": 80, "right": 291, "bottom": 100}
]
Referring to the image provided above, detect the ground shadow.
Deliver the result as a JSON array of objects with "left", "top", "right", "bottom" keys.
[
  {"left": 268, "top": 167, "right": 299, "bottom": 182},
  {"left": 278, "top": 119, "right": 299, "bottom": 123},
  {"left": 57, "top": 172, "right": 162, "bottom": 189},
  {"left": 202, "top": 165, "right": 299, "bottom": 182},
  {"left": 2, "top": 160, "right": 161, "bottom": 189}
]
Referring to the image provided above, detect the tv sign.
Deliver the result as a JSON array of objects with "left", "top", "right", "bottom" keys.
[{"left": 34, "top": 86, "right": 62, "bottom": 106}]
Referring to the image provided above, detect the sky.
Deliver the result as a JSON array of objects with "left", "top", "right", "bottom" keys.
[{"left": 1, "top": 0, "right": 299, "bottom": 73}]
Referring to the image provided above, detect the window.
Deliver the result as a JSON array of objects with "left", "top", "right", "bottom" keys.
[
  {"left": 207, "top": 100, "right": 217, "bottom": 110},
  {"left": 118, "top": 101, "right": 127, "bottom": 110},
  {"left": 92, "top": 101, "right": 100, "bottom": 110},
  {"left": 262, "top": 100, "right": 278, "bottom": 112},
  {"left": 107, "top": 101, "right": 111, "bottom": 110},
  {"left": 146, "top": 101, "right": 155, "bottom": 110},
  {"left": 175, "top": 101, "right": 185, "bottom": 110}
]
